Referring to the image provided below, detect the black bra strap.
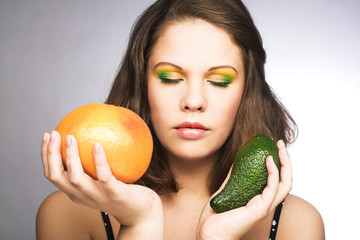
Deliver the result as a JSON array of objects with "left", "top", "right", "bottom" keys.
[
  {"left": 269, "top": 200, "right": 284, "bottom": 240},
  {"left": 101, "top": 212, "right": 115, "bottom": 240}
]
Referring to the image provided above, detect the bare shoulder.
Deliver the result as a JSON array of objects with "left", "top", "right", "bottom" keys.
[
  {"left": 277, "top": 194, "right": 325, "bottom": 240},
  {"left": 36, "top": 190, "right": 118, "bottom": 240}
]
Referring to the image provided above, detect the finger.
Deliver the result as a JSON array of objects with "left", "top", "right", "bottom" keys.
[
  {"left": 93, "top": 143, "right": 127, "bottom": 195},
  {"left": 66, "top": 135, "right": 85, "bottom": 182},
  {"left": 93, "top": 143, "right": 111, "bottom": 181},
  {"left": 41, "top": 132, "right": 50, "bottom": 177},
  {"left": 274, "top": 140, "right": 293, "bottom": 203},
  {"left": 47, "top": 132, "right": 78, "bottom": 192},
  {"left": 277, "top": 140, "right": 292, "bottom": 184},
  {"left": 260, "top": 156, "right": 280, "bottom": 206},
  {"left": 66, "top": 135, "right": 99, "bottom": 193},
  {"left": 45, "top": 132, "right": 95, "bottom": 206},
  {"left": 66, "top": 135, "right": 86, "bottom": 181},
  {"left": 245, "top": 155, "right": 279, "bottom": 216},
  {"left": 47, "top": 131, "right": 66, "bottom": 182}
]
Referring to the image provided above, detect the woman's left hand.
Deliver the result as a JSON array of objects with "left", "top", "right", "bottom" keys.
[{"left": 196, "top": 140, "right": 292, "bottom": 240}]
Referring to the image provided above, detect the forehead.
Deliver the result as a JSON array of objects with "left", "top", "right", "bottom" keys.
[{"left": 149, "top": 19, "right": 243, "bottom": 70}]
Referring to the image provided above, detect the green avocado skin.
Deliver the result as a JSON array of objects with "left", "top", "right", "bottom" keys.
[{"left": 210, "top": 135, "right": 280, "bottom": 213}]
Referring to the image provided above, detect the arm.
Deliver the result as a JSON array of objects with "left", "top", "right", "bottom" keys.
[{"left": 40, "top": 131, "right": 163, "bottom": 240}]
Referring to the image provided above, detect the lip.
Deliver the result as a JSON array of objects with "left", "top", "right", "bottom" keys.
[{"left": 175, "top": 121, "right": 209, "bottom": 139}]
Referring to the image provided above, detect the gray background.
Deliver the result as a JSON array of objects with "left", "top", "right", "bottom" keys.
[{"left": 1, "top": 0, "right": 359, "bottom": 239}]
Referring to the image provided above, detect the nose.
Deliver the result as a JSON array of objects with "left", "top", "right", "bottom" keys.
[{"left": 180, "top": 81, "right": 207, "bottom": 112}]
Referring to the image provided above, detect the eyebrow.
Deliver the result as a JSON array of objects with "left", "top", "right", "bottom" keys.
[
  {"left": 208, "top": 65, "right": 238, "bottom": 73},
  {"left": 154, "top": 62, "right": 183, "bottom": 70},
  {"left": 154, "top": 62, "right": 237, "bottom": 73}
]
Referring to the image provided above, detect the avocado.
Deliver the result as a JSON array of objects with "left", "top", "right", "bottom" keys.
[{"left": 210, "top": 135, "right": 280, "bottom": 213}]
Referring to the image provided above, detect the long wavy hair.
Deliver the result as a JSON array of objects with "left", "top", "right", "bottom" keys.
[{"left": 106, "top": 0, "right": 297, "bottom": 194}]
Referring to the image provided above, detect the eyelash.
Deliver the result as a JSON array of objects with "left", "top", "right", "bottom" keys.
[
  {"left": 208, "top": 81, "right": 230, "bottom": 88},
  {"left": 159, "top": 77, "right": 182, "bottom": 85},
  {"left": 158, "top": 76, "right": 231, "bottom": 88}
]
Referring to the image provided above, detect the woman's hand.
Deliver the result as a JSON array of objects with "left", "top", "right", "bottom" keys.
[
  {"left": 41, "top": 131, "right": 163, "bottom": 239},
  {"left": 196, "top": 140, "right": 292, "bottom": 240}
]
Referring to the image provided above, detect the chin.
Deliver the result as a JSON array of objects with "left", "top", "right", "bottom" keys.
[{"left": 166, "top": 146, "right": 220, "bottom": 163}]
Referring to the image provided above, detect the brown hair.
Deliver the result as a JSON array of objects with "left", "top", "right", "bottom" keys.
[{"left": 106, "top": 0, "right": 297, "bottom": 194}]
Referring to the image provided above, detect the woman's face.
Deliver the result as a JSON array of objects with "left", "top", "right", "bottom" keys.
[{"left": 147, "top": 19, "right": 245, "bottom": 162}]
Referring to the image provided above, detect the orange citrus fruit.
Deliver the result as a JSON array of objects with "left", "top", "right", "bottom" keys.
[{"left": 55, "top": 103, "right": 153, "bottom": 183}]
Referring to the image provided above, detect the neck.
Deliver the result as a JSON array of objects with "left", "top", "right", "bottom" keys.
[{"left": 165, "top": 151, "right": 219, "bottom": 199}]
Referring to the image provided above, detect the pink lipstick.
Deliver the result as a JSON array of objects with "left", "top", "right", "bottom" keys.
[{"left": 175, "top": 122, "right": 209, "bottom": 139}]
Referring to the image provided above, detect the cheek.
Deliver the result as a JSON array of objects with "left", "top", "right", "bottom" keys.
[
  {"left": 147, "top": 83, "right": 156, "bottom": 113},
  {"left": 148, "top": 77, "right": 181, "bottom": 118},
  {"left": 210, "top": 89, "right": 243, "bottom": 148},
  {"left": 220, "top": 101, "right": 241, "bottom": 134},
  {"left": 214, "top": 88, "right": 243, "bottom": 126},
  {"left": 147, "top": 82, "right": 175, "bottom": 129},
  {"left": 228, "top": 93, "right": 242, "bottom": 119},
  {"left": 147, "top": 83, "right": 161, "bottom": 124}
]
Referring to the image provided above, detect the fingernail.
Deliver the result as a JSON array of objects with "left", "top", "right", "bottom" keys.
[
  {"left": 278, "top": 139, "right": 285, "bottom": 147},
  {"left": 42, "top": 133, "right": 49, "bottom": 143},
  {"left": 50, "top": 131, "right": 57, "bottom": 142},
  {"left": 94, "top": 143, "right": 101, "bottom": 153}
]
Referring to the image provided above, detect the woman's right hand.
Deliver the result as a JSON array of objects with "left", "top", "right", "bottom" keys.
[{"left": 41, "top": 131, "right": 163, "bottom": 240}]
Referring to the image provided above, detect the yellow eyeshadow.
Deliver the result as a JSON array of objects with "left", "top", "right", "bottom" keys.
[
  {"left": 155, "top": 65, "right": 181, "bottom": 75},
  {"left": 207, "top": 68, "right": 237, "bottom": 79},
  {"left": 154, "top": 66, "right": 183, "bottom": 82}
]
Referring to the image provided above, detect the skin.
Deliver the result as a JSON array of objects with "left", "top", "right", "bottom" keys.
[{"left": 37, "top": 19, "right": 325, "bottom": 240}]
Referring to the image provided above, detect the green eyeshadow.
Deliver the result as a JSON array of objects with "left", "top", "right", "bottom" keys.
[{"left": 158, "top": 71, "right": 170, "bottom": 79}]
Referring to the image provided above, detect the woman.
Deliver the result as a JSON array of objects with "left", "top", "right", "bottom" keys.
[{"left": 37, "top": 0, "right": 325, "bottom": 239}]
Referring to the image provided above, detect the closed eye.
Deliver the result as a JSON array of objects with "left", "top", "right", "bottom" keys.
[
  {"left": 207, "top": 80, "right": 231, "bottom": 88},
  {"left": 160, "top": 77, "right": 183, "bottom": 85},
  {"left": 158, "top": 71, "right": 183, "bottom": 85},
  {"left": 206, "top": 70, "right": 235, "bottom": 88}
]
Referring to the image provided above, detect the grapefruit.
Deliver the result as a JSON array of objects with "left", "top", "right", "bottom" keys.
[{"left": 55, "top": 103, "right": 153, "bottom": 183}]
